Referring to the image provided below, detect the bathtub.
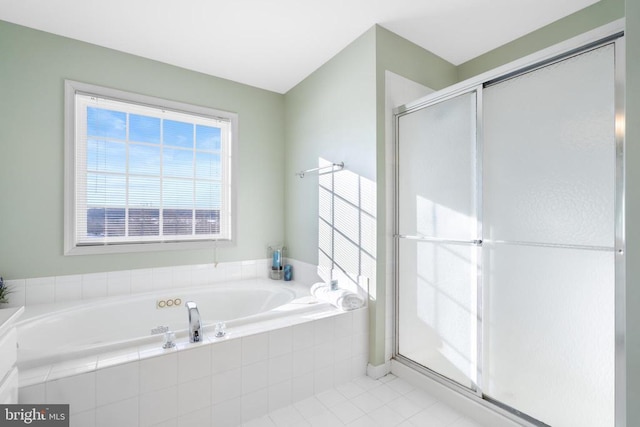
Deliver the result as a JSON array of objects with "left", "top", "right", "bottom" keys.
[
  {"left": 16, "top": 277, "right": 369, "bottom": 425},
  {"left": 16, "top": 278, "right": 331, "bottom": 370}
]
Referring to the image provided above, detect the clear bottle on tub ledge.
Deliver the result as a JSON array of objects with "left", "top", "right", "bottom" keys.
[
  {"left": 268, "top": 245, "right": 285, "bottom": 280},
  {"left": 284, "top": 264, "right": 292, "bottom": 281}
]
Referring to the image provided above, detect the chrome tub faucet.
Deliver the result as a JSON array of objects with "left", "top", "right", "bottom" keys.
[{"left": 185, "top": 301, "right": 202, "bottom": 343}]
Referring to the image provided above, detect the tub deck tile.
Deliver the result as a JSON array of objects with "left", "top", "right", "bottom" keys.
[
  {"left": 18, "top": 365, "right": 52, "bottom": 388},
  {"left": 138, "top": 342, "right": 178, "bottom": 359},
  {"left": 48, "top": 355, "right": 98, "bottom": 381},
  {"left": 19, "top": 303, "right": 371, "bottom": 427},
  {"left": 97, "top": 348, "right": 140, "bottom": 369}
]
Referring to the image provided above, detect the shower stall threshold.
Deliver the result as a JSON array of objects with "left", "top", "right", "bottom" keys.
[{"left": 391, "top": 359, "right": 542, "bottom": 427}]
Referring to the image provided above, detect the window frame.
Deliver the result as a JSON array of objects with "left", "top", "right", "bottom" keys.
[{"left": 64, "top": 80, "right": 238, "bottom": 255}]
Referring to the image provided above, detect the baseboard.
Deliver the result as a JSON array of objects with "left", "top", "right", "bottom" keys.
[{"left": 367, "top": 361, "right": 391, "bottom": 379}]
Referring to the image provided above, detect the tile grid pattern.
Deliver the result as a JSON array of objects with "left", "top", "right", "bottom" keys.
[
  {"left": 4, "top": 260, "right": 270, "bottom": 308},
  {"left": 243, "top": 374, "right": 485, "bottom": 427},
  {"left": 4, "top": 259, "right": 321, "bottom": 309},
  {"left": 19, "top": 308, "right": 369, "bottom": 427}
]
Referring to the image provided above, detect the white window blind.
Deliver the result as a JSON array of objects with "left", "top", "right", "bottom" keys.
[{"left": 66, "top": 82, "right": 236, "bottom": 253}]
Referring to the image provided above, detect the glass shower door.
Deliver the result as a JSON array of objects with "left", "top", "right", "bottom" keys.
[
  {"left": 482, "top": 44, "right": 616, "bottom": 427},
  {"left": 396, "top": 91, "right": 479, "bottom": 390},
  {"left": 395, "top": 37, "right": 620, "bottom": 427}
]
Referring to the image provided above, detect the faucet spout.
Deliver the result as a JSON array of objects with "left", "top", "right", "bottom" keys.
[{"left": 185, "top": 301, "right": 202, "bottom": 343}]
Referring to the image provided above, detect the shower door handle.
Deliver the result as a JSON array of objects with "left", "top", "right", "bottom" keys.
[{"left": 395, "top": 234, "right": 482, "bottom": 246}]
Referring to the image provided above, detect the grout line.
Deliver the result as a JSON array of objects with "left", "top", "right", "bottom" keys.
[{"left": 242, "top": 374, "right": 487, "bottom": 427}]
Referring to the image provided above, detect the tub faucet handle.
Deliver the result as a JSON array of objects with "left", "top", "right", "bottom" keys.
[
  {"left": 185, "top": 301, "right": 202, "bottom": 343},
  {"left": 214, "top": 322, "right": 226, "bottom": 338},
  {"left": 163, "top": 330, "right": 176, "bottom": 349}
]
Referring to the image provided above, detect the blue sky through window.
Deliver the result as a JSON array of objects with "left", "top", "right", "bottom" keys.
[
  {"left": 163, "top": 148, "right": 193, "bottom": 178},
  {"left": 130, "top": 114, "right": 160, "bottom": 143},
  {"left": 129, "top": 176, "right": 160, "bottom": 207},
  {"left": 87, "top": 139, "right": 126, "bottom": 173},
  {"left": 87, "top": 107, "right": 126, "bottom": 139},
  {"left": 196, "top": 152, "right": 221, "bottom": 180},
  {"left": 85, "top": 106, "right": 223, "bottom": 234},
  {"left": 196, "top": 181, "right": 222, "bottom": 209},
  {"left": 163, "top": 179, "right": 193, "bottom": 209},
  {"left": 87, "top": 173, "right": 126, "bottom": 205},
  {"left": 164, "top": 119, "right": 193, "bottom": 148},
  {"left": 196, "top": 124, "right": 221, "bottom": 150},
  {"left": 129, "top": 144, "right": 161, "bottom": 175}
]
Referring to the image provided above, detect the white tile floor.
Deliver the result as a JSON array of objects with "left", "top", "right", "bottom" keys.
[{"left": 242, "top": 374, "right": 485, "bottom": 427}]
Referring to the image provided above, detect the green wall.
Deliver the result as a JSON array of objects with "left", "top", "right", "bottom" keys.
[
  {"left": 283, "top": 25, "right": 458, "bottom": 365},
  {"left": 283, "top": 27, "right": 379, "bottom": 360},
  {"left": 0, "top": 20, "right": 285, "bottom": 279},
  {"left": 458, "top": 0, "right": 624, "bottom": 80},
  {"left": 283, "top": 28, "right": 377, "bottom": 266},
  {"left": 625, "top": 0, "right": 640, "bottom": 425}
]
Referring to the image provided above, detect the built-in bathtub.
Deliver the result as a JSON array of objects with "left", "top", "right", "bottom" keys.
[
  {"left": 17, "top": 278, "right": 369, "bottom": 426},
  {"left": 17, "top": 279, "right": 324, "bottom": 369}
]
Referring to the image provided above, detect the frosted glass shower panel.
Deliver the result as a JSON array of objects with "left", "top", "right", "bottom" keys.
[
  {"left": 483, "top": 44, "right": 615, "bottom": 247},
  {"left": 397, "top": 93, "right": 477, "bottom": 240},
  {"left": 398, "top": 239, "right": 478, "bottom": 389},
  {"left": 483, "top": 243, "right": 614, "bottom": 427}
]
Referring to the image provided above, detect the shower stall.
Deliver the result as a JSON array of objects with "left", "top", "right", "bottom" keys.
[{"left": 393, "top": 29, "right": 624, "bottom": 427}]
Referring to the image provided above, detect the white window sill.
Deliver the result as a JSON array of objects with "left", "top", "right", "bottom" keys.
[{"left": 64, "top": 239, "right": 234, "bottom": 256}]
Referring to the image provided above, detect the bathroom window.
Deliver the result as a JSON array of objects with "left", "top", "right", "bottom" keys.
[{"left": 64, "top": 80, "right": 237, "bottom": 254}]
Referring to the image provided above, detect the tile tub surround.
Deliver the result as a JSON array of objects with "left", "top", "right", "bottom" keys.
[
  {"left": 3, "top": 258, "right": 322, "bottom": 309},
  {"left": 19, "top": 307, "right": 368, "bottom": 427}
]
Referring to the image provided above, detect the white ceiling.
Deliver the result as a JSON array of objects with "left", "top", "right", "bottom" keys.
[{"left": 0, "top": 0, "right": 599, "bottom": 94}]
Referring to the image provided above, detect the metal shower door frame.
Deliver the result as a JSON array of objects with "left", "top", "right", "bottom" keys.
[{"left": 393, "top": 28, "right": 626, "bottom": 427}]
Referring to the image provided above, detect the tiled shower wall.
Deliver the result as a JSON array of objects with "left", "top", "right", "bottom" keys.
[{"left": 19, "top": 307, "right": 368, "bottom": 427}]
